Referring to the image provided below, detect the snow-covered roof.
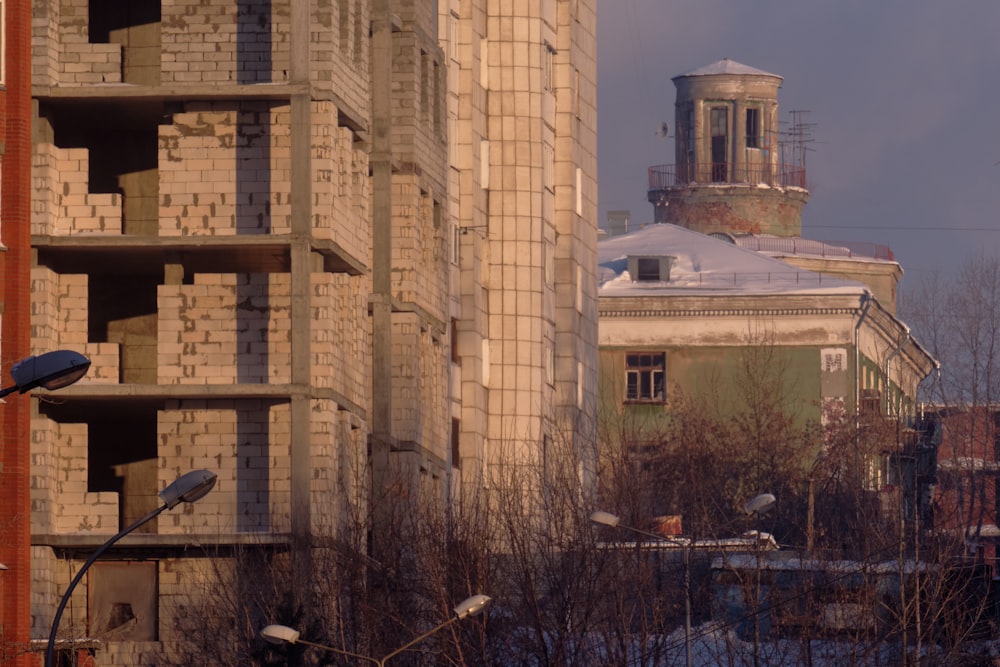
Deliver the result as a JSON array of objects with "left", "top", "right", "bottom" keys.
[
  {"left": 597, "top": 224, "right": 867, "bottom": 297},
  {"left": 713, "top": 553, "right": 935, "bottom": 574},
  {"left": 674, "top": 58, "right": 782, "bottom": 80},
  {"left": 728, "top": 234, "right": 896, "bottom": 263}
]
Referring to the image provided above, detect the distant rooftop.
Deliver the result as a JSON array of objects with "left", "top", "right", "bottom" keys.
[{"left": 598, "top": 224, "right": 866, "bottom": 297}]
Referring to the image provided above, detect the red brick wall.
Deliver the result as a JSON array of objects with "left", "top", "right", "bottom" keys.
[{"left": 1, "top": 0, "right": 36, "bottom": 664}]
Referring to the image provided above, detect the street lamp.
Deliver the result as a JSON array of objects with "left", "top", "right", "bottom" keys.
[
  {"left": 44, "top": 469, "right": 218, "bottom": 667},
  {"left": 591, "top": 511, "right": 693, "bottom": 667},
  {"left": 742, "top": 493, "right": 776, "bottom": 667},
  {"left": 260, "top": 593, "right": 491, "bottom": 666},
  {"left": 743, "top": 493, "right": 776, "bottom": 516},
  {"left": 0, "top": 350, "right": 91, "bottom": 398}
]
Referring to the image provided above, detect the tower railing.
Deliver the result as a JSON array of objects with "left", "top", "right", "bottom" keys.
[{"left": 648, "top": 163, "right": 807, "bottom": 190}]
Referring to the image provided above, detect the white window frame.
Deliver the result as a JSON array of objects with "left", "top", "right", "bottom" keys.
[
  {"left": 625, "top": 353, "right": 666, "bottom": 403},
  {"left": 543, "top": 41, "right": 556, "bottom": 93}
]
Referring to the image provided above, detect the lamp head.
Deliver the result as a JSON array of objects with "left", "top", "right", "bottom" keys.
[
  {"left": 160, "top": 469, "right": 218, "bottom": 509},
  {"left": 6, "top": 350, "right": 90, "bottom": 394},
  {"left": 743, "top": 493, "right": 776, "bottom": 516},
  {"left": 261, "top": 624, "right": 300, "bottom": 645},
  {"left": 454, "top": 594, "right": 491, "bottom": 619},
  {"left": 590, "top": 510, "right": 621, "bottom": 528}
]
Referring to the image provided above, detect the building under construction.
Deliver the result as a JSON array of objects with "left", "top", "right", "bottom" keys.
[{"left": 19, "top": 0, "right": 597, "bottom": 663}]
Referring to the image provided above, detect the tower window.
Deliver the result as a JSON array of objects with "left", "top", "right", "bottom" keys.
[
  {"left": 711, "top": 107, "right": 728, "bottom": 182},
  {"left": 746, "top": 107, "right": 760, "bottom": 148}
]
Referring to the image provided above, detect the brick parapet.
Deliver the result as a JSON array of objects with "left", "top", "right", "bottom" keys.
[
  {"left": 32, "top": 143, "right": 123, "bottom": 236},
  {"left": 30, "top": 418, "right": 119, "bottom": 536},
  {"left": 30, "top": 267, "right": 122, "bottom": 382}
]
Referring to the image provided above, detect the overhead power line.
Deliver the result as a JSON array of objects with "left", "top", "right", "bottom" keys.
[{"left": 807, "top": 225, "right": 1000, "bottom": 232}]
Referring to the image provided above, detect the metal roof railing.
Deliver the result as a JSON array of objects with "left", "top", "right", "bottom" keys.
[{"left": 648, "top": 163, "right": 807, "bottom": 190}]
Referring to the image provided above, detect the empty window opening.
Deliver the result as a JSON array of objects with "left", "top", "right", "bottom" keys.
[
  {"left": 88, "top": 410, "right": 158, "bottom": 532},
  {"left": 52, "top": 114, "right": 159, "bottom": 236},
  {"left": 89, "top": 130, "right": 159, "bottom": 235},
  {"left": 89, "top": 0, "right": 161, "bottom": 85},
  {"left": 89, "top": 275, "right": 159, "bottom": 384}
]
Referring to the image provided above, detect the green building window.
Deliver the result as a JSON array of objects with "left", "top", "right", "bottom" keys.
[{"left": 625, "top": 353, "right": 666, "bottom": 402}]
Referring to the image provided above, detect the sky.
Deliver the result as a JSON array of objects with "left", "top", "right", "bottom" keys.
[{"left": 597, "top": 0, "right": 1000, "bottom": 292}]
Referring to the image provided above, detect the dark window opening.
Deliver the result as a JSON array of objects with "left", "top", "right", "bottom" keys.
[
  {"left": 711, "top": 107, "right": 728, "bottom": 182},
  {"left": 746, "top": 108, "right": 760, "bottom": 148},
  {"left": 89, "top": 0, "right": 161, "bottom": 86},
  {"left": 636, "top": 258, "right": 660, "bottom": 281},
  {"left": 860, "top": 389, "right": 881, "bottom": 416},
  {"left": 995, "top": 476, "right": 1000, "bottom": 526},
  {"left": 89, "top": 275, "right": 159, "bottom": 384},
  {"left": 993, "top": 410, "right": 1000, "bottom": 460},
  {"left": 52, "top": 117, "right": 159, "bottom": 236},
  {"left": 450, "top": 318, "right": 460, "bottom": 363},
  {"left": 451, "top": 418, "right": 461, "bottom": 469},
  {"left": 625, "top": 353, "right": 666, "bottom": 402},
  {"left": 89, "top": 410, "right": 158, "bottom": 531}
]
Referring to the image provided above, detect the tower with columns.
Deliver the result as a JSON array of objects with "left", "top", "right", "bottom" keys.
[{"left": 647, "top": 58, "right": 808, "bottom": 237}]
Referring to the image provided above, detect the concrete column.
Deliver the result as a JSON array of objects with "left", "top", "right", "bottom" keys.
[
  {"left": 766, "top": 101, "right": 779, "bottom": 184},
  {"left": 289, "top": 0, "right": 312, "bottom": 591},
  {"left": 733, "top": 100, "right": 745, "bottom": 183},
  {"left": 370, "top": 0, "right": 394, "bottom": 556}
]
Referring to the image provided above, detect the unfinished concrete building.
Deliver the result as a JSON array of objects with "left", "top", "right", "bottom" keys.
[{"left": 27, "top": 0, "right": 597, "bottom": 663}]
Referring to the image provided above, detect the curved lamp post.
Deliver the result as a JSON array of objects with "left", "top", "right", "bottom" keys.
[
  {"left": 261, "top": 593, "right": 491, "bottom": 666},
  {"left": 742, "top": 493, "right": 776, "bottom": 667},
  {"left": 0, "top": 350, "right": 91, "bottom": 398},
  {"left": 45, "top": 469, "right": 218, "bottom": 667},
  {"left": 591, "top": 511, "right": 693, "bottom": 667}
]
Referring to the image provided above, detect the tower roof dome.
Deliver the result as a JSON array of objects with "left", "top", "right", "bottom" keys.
[{"left": 674, "top": 58, "right": 782, "bottom": 81}]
